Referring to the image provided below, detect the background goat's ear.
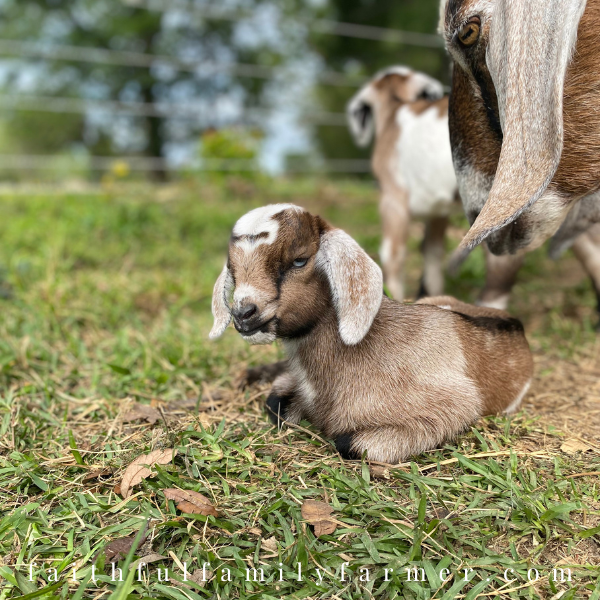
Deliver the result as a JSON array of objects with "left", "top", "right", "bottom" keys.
[
  {"left": 412, "top": 73, "right": 444, "bottom": 102},
  {"left": 317, "top": 229, "right": 383, "bottom": 345},
  {"left": 347, "top": 101, "right": 374, "bottom": 147},
  {"left": 459, "top": 0, "right": 587, "bottom": 251},
  {"left": 209, "top": 262, "right": 234, "bottom": 339}
]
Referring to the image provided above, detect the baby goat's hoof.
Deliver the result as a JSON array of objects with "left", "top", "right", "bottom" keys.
[
  {"left": 265, "top": 392, "right": 292, "bottom": 426},
  {"left": 334, "top": 433, "right": 360, "bottom": 460}
]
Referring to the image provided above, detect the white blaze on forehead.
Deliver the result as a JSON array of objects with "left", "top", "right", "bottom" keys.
[
  {"left": 375, "top": 65, "right": 412, "bottom": 79},
  {"left": 232, "top": 204, "right": 303, "bottom": 251}
]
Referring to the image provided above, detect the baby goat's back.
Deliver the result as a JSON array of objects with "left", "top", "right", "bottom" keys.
[{"left": 415, "top": 296, "right": 533, "bottom": 415}]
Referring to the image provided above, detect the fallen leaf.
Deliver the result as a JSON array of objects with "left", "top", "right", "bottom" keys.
[
  {"left": 113, "top": 483, "right": 122, "bottom": 495},
  {"left": 370, "top": 465, "right": 390, "bottom": 480},
  {"left": 105, "top": 537, "right": 134, "bottom": 562},
  {"left": 561, "top": 439, "right": 593, "bottom": 454},
  {"left": 120, "top": 449, "right": 177, "bottom": 498},
  {"left": 129, "top": 553, "right": 167, "bottom": 570},
  {"left": 122, "top": 403, "right": 161, "bottom": 425},
  {"left": 83, "top": 468, "right": 112, "bottom": 481},
  {"left": 261, "top": 536, "right": 278, "bottom": 553},
  {"left": 301, "top": 500, "right": 337, "bottom": 537},
  {"left": 103, "top": 522, "right": 150, "bottom": 562},
  {"left": 173, "top": 569, "right": 213, "bottom": 589},
  {"left": 248, "top": 527, "right": 262, "bottom": 536},
  {"left": 163, "top": 488, "right": 219, "bottom": 516}
]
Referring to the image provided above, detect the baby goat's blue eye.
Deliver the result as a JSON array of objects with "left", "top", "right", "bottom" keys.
[{"left": 292, "top": 257, "right": 308, "bottom": 268}]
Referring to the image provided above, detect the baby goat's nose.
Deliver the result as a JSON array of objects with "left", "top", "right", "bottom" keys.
[{"left": 233, "top": 303, "right": 257, "bottom": 322}]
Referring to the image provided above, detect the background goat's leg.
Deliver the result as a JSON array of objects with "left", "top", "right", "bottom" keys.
[
  {"left": 571, "top": 225, "right": 600, "bottom": 330},
  {"left": 418, "top": 216, "right": 448, "bottom": 298},
  {"left": 478, "top": 248, "right": 524, "bottom": 310},
  {"left": 379, "top": 191, "right": 410, "bottom": 301}
]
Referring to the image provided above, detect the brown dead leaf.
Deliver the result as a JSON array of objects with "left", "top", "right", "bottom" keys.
[
  {"left": 105, "top": 536, "right": 136, "bottom": 562},
  {"left": 301, "top": 500, "right": 337, "bottom": 537},
  {"left": 122, "top": 403, "right": 161, "bottom": 425},
  {"left": 261, "top": 536, "right": 278, "bottom": 553},
  {"left": 370, "top": 465, "right": 390, "bottom": 480},
  {"left": 120, "top": 448, "right": 177, "bottom": 498},
  {"left": 173, "top": 568, "right": 213, "bottom": 589},
  {"left": 561, "top": 439, "right": 593, "bottom": 454},
  {"left": 83, "top": 468, "right": 112, "bottom": 481},
  {"left": 163, "top": 488, "right": 219, "bottom": 516},
  {"left": 103, "top": 522, "right": 150, "bottom": 562}
]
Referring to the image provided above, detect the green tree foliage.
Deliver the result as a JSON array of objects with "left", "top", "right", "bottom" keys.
[{"left": 0, "top": 0, "right": 299, "bottom": 179}]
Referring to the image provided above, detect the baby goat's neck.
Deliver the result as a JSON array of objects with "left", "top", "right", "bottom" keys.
[{"left": 281, "top": 303, "right": 341, "bottom": 362}]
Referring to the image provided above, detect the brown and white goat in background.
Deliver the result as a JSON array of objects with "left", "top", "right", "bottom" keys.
[
  {"left": 440, "top": 0, "right": 600, "bottom": 324},
  {"left": 346, "top": 66, "right": 524, "bottom": 308},
  {"left": 347, "top": 67, "right": 456, "bottom": 301},
  {"left": 210, "top": 204, "right": 533, "bottom": 463},
  {"left": 349, "top": 65, "right": 600, "bottom": 318}
]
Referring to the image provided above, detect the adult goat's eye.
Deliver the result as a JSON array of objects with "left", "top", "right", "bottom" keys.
[
  {"left": 292, "top": 257, "right": 308, "bottom": 268},
  {"left": 457, "top": 18, "right": 480, "bottom": 47}
]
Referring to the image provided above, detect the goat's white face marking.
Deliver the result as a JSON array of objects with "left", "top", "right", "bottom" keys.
[
  {"left": 232, "top": 204, "right": 301, "bottom": 252},
  {"left": 232, "top": 283, "right": 270, "bottom": 311}
]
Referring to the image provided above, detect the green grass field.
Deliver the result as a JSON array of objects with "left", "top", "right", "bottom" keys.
[{"left": 0, "top": 178, "right": 598, "bottom": 600}]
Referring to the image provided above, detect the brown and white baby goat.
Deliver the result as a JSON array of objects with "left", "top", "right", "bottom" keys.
[
  {"left": 347, "top": 66, "right": 456, "bottom": 300},
  {"left": 210, "top": 204, "right": 533, "bottom": 464}
]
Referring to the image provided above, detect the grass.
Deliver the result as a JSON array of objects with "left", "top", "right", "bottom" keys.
[{"left": 0, "top": 176, "right": 598, "bottom": 600}]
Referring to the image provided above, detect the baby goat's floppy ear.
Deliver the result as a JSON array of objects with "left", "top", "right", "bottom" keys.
[
  {"left": 317, "top": 229, "right": 383, "bottom": 345},
  {"left": 347, "top": 99, "right": 374, "bottom": 147},
  {"left": 209, "top": 262, "right": 234, "bottom": 339}
]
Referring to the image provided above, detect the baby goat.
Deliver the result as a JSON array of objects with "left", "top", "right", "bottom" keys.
[
  {"left": 347, "top": 66, "right": 456, "bottom": 301},
  {"left": 210, "top": 204, "right": 533, "bottom": 464}
]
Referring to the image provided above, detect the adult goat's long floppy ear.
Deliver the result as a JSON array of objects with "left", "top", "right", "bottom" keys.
[
  {"left": 317, "top": 229, "right": 383, "bottom": 345},
  {"left": 209, "top": 262, "right": 234, "bottom": 339},
  {"left": 459, "top": 0, "right": 587, "bottom": 251}
]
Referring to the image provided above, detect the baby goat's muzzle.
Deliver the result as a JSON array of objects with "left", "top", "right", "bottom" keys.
[{"left": 232, "top": 303, "right": 270, "bottom": 335}]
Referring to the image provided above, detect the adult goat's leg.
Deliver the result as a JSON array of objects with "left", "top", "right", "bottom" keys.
[{"left": 571, "top": 224, "right": 600, "bottom": 331}]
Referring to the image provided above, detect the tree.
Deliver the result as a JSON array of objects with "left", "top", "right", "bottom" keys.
[{"left": 0, "top": 0, "right": 302, "bottom": 180}]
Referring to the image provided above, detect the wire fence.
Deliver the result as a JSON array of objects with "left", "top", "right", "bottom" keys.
[
  {"left": 0, "top": 39, "right": 363, "bottom": 88},
  {"left": 0, "top": 154, "right": 373, "bottom": 173},
  {"left": 123, "top": 0, "right": 445, "bottom": 48},
  {"left": 0, "top": 93, "right": 349, "bottom": 125},
  {"left": 0, "top": 4, "right": 446, "bottom": 175}
]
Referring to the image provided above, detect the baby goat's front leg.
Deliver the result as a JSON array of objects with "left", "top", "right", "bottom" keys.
[
  {"left": 265, "top": 372, "right": 303, "bottom": 427},
  {"left": 335, "top": 426, "right": 446, "bottom": 464}
]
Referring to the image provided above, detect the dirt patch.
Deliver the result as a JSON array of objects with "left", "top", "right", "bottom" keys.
[{"left": 527, "top": 348, "right": 600, "bottom": 444}]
